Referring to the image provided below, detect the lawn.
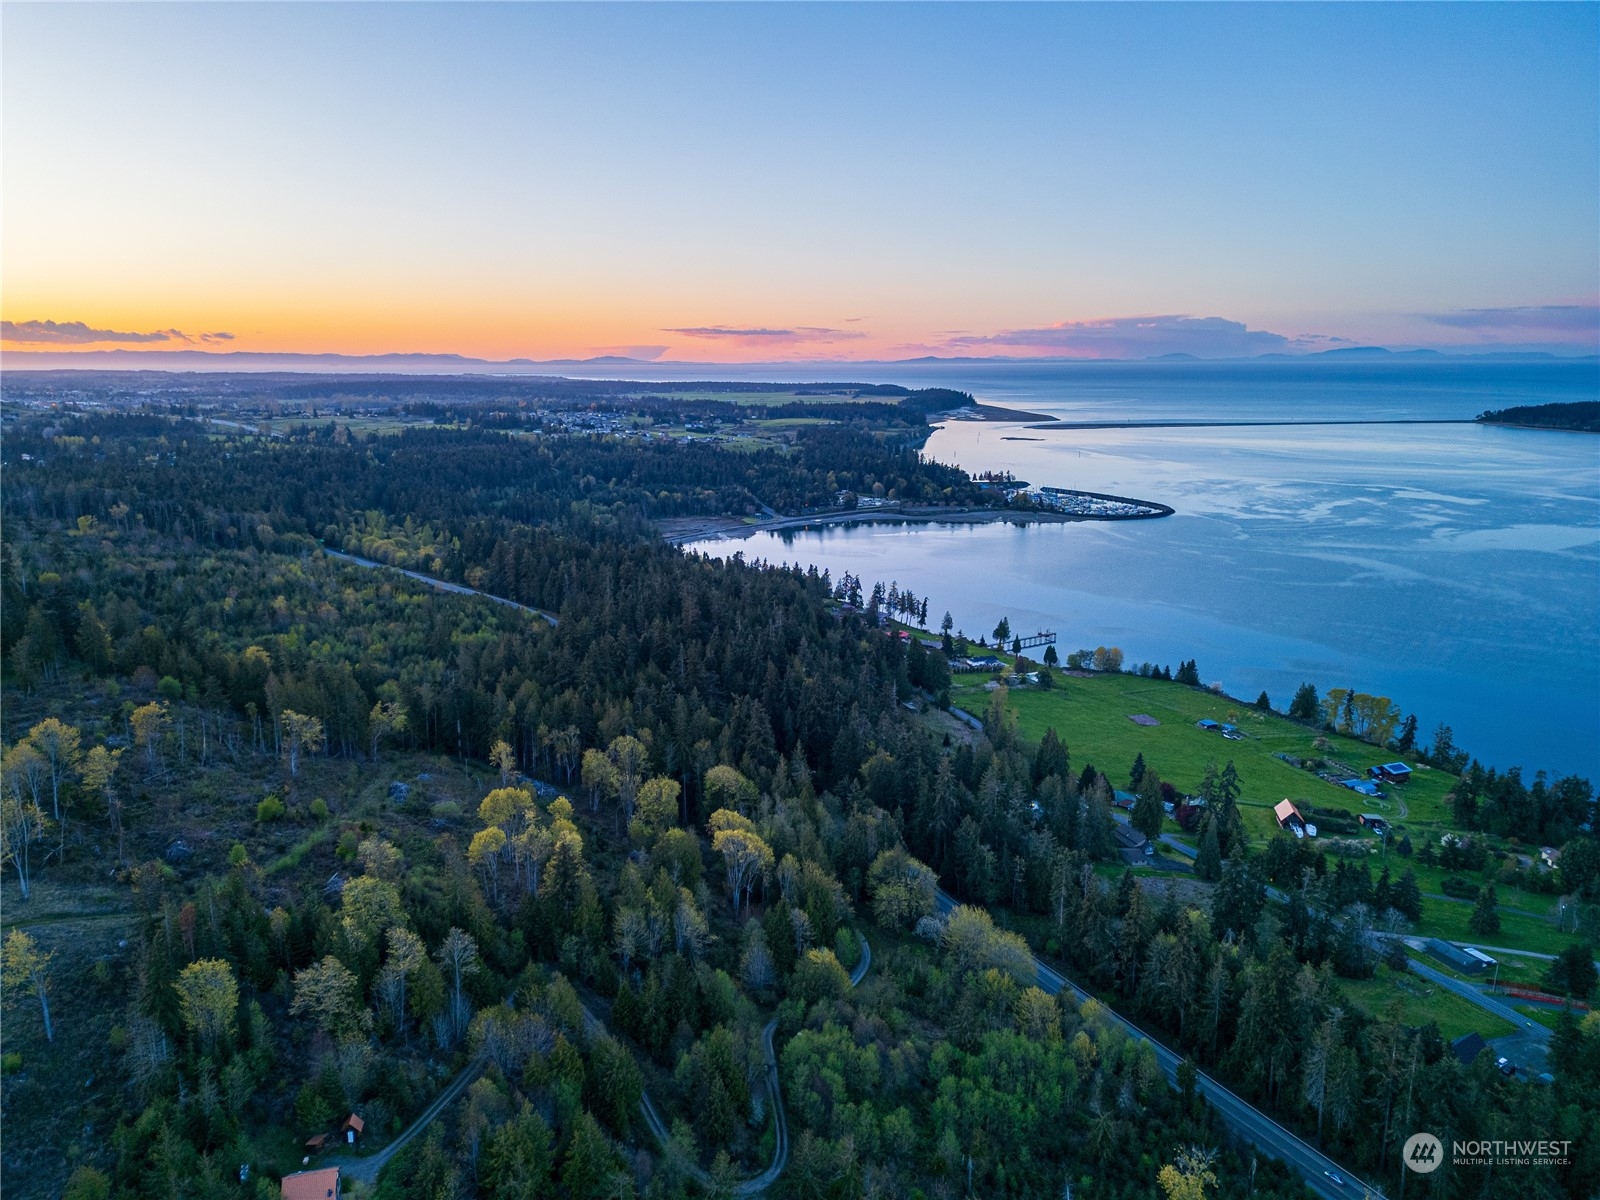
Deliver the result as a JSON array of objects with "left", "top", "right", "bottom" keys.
[
  {"left": 1409, "top": 893, "right": 1574, "bottom": 957},
  {"left": 1394, "top": 859, "right": 1563, "bottom": 917},
  {"left": 952, "top": 670, "right": 1460, "bottom": 845},
  {"left": 1336, "top": 966, "right": 1516, "bottom": 1041}
]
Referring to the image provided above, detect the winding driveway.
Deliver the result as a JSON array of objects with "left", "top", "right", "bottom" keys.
[
  {"left": 331, "top": 1051, "right": 489, "bottom": 1185},
  {"left": 323, "top": 547, "right": 559, "bottom": 626},
  {"left": 586, "top": 929, "right": 871, "bottom": 1195}
]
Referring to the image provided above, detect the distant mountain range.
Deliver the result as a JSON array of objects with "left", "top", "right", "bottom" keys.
[{"left": 2, "top": 346, "right": 1593, "bottom": 374}]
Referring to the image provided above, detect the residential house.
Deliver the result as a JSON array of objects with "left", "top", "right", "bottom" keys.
[{"left": 281, "top": 1168, "right": 340, "bottom": 1200}]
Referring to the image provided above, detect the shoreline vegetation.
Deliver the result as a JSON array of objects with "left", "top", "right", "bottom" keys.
[
  {"left": 659, "top": 489, "right": 1175, "bottom": 546},
  {"left": 1476, "top": 400, "right": 1600, "bottom": 433}
]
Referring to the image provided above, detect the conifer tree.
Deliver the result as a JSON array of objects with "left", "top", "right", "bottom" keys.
[{"left": 1195, "top": 817, "right": 1223, "bottom": 882}]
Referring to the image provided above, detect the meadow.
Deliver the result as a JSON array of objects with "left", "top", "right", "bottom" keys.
[{"left": 950, "top": 668, "right": 1458, "bottom": 846}]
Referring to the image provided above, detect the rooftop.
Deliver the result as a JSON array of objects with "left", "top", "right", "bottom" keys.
[{"left": 282, "top": 1168, "right": 340, "bottom": 1200}]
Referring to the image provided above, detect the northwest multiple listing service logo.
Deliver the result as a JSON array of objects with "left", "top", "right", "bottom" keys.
[
  {"left": 1402, "top": 1133, "right": 1443, "bottom": 1174},
  {"left": 1403, "top": 1132, "right": 1571, "bottom": 1173}
]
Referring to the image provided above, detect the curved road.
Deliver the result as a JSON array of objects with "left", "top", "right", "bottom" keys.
[
  {"left": 934, "top": 890, "right": 1370, "bottom": 1200},
  {"left": 588, "top": 930, "right": 871, "bottom": 1196}
]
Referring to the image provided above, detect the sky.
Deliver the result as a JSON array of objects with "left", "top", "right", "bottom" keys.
[{"left": 3, "top": 3, "right": 1597, "bottom": 364}]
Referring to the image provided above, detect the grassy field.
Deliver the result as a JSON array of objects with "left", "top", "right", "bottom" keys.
[
  {"left": 951, "top": 669, "right": 1459, "bottom": 845},
  {"left": 1336, "top": 965, "right": 1516, "bottom": 1041},
  {"left": 1409, "top": 893, "right": 1574, "bottom": 956},
  {"left": 940, "top": 665, "right": 1600, "bottom": 970}
]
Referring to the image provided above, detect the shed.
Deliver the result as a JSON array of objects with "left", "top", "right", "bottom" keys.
[
  {"left": 1450, "top": 1032, "right": 1488, "bottom": 1066},
  {"left": 1426, "top": 938, "right": 1486, "bottom": 975},
  {"left": 1113, "top": 790, "right": 1138, "bottom": 810},
  {"left": 1377, "top": 763, "right": 1413, "bottom": 784},
  {"left": 1274, "top": 799, "right": 1304, "bottom": 830},
  {"left": 1196, "top": 719, "right": 1220, "bottom": 731},
  {"left": 1342, "top": 779, "right": 1383, "bottom": 798},
  {"left": 303, "top": 1133, "right": 329, "bottom": 1154},
  {"left": 282, "top": 1167, "right": 340, "bottom": 1200},
  {"left": 341, "top": 1113, "right": 365, "bottom": 1144},
  {"left": 1358, "top": 814, "right": 1388, "bottom": 833}
]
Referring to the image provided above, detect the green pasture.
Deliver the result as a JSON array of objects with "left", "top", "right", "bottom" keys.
[
  {"left": 952, "top": 670, "right": 1458, "bottom": 845},
  {"left": 1336, "top": 965, "right": 1516, "bottom": 1041},
  {"left": 1398, "top": 859, "right": 1564, "bottom": 917}
]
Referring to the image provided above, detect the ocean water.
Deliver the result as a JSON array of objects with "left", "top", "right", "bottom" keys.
[{"left": 679, "top": 361, "right": 1600, "bottom": 780}]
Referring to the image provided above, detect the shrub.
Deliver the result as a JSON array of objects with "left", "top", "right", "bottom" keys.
[
  {"left": 309, "top": 798, "right": 330, "bottom": 821},
  {"left": 1440, "top": 876, "right": 1478, "bottom": 900},
  {"left": 228, "top": 843, "right": 249, "bottom": 867},
  {"left": 156, "top": 675, "right": 183, "bottom": 702},
  {"left": 1, "top": 1052, "right": 21, "bottom": 1074},
  {"left": 256, "top": 795, "right": 286, "bottom": 823},
  {"left": 62, "top": 1167, "right": 111, "bottom": 1200}
]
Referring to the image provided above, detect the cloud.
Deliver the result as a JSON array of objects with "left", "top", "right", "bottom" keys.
[
  {"left": 1420, "top": 304, "right": 1600, "bottom": 335},
  {"left": 1, "top": 319, "right": 234, "bottom": 345},
  {"left": 662, "top": 324, "right": 868, "bottom": 346},
  {"left": 941, "top": 314, "right": 1303, "bottom": 359}
]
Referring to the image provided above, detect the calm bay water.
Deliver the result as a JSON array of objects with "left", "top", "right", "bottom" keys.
[{"left": 679, "top": 361, "right": 1600, "bottom": 780}]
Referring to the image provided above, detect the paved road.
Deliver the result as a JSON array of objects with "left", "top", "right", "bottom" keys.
[
  {"left": 849, "top": 931, "right": 872, "bottom": 986},
  {"left": 1402, "top": 956, "right": 1550, "bottom": 1040},
  {"left": 933, "top": 891, "right": 1369, "bottom": 1200},
  {"left": 323, "top": 548, "right": 558, "bottom": 626},
  {"left": 1159, "top": 833, "right": 1197, "bottom": 859}
]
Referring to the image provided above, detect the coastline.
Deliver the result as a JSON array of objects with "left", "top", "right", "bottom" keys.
[{"left": 659, "top": 493, "right": 1171, "bottom": 546}]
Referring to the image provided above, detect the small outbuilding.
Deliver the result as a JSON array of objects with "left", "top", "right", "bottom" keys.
[
  {"left": 1450, "top": 1032, "right": 1488, "bottom": 1066},
  {"left": 341, "top": 1113, "right": 365, "bottom": 1145},
  {"left": 1377, "top": 762, "right": 1413, "bottom": 784},
  {"left": 282, "top": 1167, "right": 340, "bottom": 1200},
  {"left": 1196, "top": 719, "right": 1220, "bottom": 732},
  {"left": 1358, "top": 814, "right": 1388, "bottom": 834}
]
